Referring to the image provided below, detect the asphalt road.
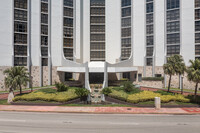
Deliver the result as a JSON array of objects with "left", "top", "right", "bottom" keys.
[{"left": 0, "top": 112, "right": 200, "bottom": 133}]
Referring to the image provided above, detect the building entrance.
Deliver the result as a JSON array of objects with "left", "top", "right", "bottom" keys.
[{"left": 89, "top": 73, "right": 104, "bottom": 84}]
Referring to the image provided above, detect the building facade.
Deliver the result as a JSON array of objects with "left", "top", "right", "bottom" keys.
[{"left": 0, "top": 0, "right": 197, "bottom": 91}]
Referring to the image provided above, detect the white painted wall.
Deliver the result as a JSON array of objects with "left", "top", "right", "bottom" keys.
[
  {"left": 31, "top": 0, "right": 40, "bottom": 66},
  {"left": 51, "top": 0, "right": 63, "bottom": 66},
  {"left": 133, "top": 0, "right": 145, "bottom": 66},
  {"left": 181, "top": 0, "right": 195, "bottom": 66},
  {"left": 105, "top": 0, "right": 121, "bottom": 64},
  {"left": 0, "top": 0, "right": 13, "bottom": 66},
  {"left": 83, "top": 0, "right": 90, "bottom": 63},
  {"left": 154, "top": 0, "right": 165, "bottom": 66}
]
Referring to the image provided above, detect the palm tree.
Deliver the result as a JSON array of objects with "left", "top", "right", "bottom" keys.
[
  {"left": 187, "top": 59, "right": 200, "bottom": 99},
  {"left": 173, "top": 55, "right": 186, "bottom": 94},
  {"left": 163, "top": 56, "right": 176, "bottom": 92},
  {"left": 4, "top": 66, "right": 30, "bottom": 94}
]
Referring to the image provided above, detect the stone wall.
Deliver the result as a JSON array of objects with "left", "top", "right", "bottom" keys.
[{"left": 31, "top": 66, "right": 40, "bottom": 87}]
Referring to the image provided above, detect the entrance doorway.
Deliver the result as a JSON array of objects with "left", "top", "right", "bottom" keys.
[{"left": 89, "top": 73, "right": 104, "bottom": 84}]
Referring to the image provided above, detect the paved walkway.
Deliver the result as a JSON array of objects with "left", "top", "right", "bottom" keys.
[{"left": 0, "top": 105, "right": 200, "bottom": 114}]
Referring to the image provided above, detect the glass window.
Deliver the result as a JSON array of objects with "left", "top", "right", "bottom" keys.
[
  {"left": 121, "top": 0, "right": 131, "bottom": 7},
  {"left": 122, "top": 28, "right": 131, "bottom": 37},
  {"left": 14, "top": 21, "right": 27, "bottom": 33},
  {"left": 41, "top": 47, "right": 48, "bottom": 57},
  {"left": 64, "top": 7, "right": 73, "bottom": 17},
  {"left": 167, "top": 21, "right": 180, "bottom": 33},
  {"left": 42, "top": 58, "right": 48, "bottom": 66},
  {"left": 146, "top": 36, "right": 154, "bottom": 46},
  {"left": 146, "top": 47, "right": 153, "bottom": 56},
  {"left": 14, "top": 9, "right": 27, "bottom": 21},
  {"left": 63, "top": 38, "right": 73, "bottom": 47},
  {"left": 122, "top": 7, "right": 131, "bottom": 17},
  {"left": 167, "top": 0, "right": 180, "bottom": 9},
  {"left": 41, "top": 14, "right": 48, "bottom": 24},
  {"left": 146, "top": 58, "right": 153, "bottom": 66},
  {"left": 14, "top": 33, "right": 27, "bottom": 44},
  {"left": 167, "top": 10, "right": 179, "bottom": 21},
  {"left": 146, "top": 3, "right": 153, "bottom": 13},
  {"left": 167, "top": 33, "right": 180, "bottom": 44},
  {"left": 41, "top": 36, "right": 48, "bottom": 46},
  {"left": 14, "top": 57, "right": 27, "bottom": 66},
  {"left": 167, "top": 45, "right": 180, "bottom": 56},
  {"left": 14, "top": 45, "right": 27, "bottom": 56},
  {"left": 63, "top": 18, "right": 73, "bottom": 27},
  {"left": 64, "top": 0, "right": 73, "bottom": 7},
  {"left": 14, "top": 0, "right": 27, "bottom": 9},
  {"left": 90, "top": 0, "right": 105, "bottom": 6},
  {"left": 195, "top": 45, "right": 200, "bottom": 55},
  {"left": 41, "top": 3, "right": 48, "bottom": 13}
]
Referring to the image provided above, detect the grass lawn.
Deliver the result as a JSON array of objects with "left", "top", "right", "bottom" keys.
[
  {"left": 0, "top": 100, "right": 9, "bottom": 105},
  {"left": 162, "top": 88, "right": 200, "bottom": 93},
  {"left": 0, "top": 85, "right": 55, "bottom": 94}
]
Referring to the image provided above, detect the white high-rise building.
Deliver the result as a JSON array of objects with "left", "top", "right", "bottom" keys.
[{"left": 0, "top": 0, "right": 197, "bottom": 90}]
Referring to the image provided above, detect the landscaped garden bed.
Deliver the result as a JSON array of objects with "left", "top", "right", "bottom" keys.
[{"left": 102, "top": 82, "right": 200, "bottom": 108}]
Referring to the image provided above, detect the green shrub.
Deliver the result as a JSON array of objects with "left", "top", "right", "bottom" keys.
[
  {"left": 142, "top": 77, "right": 164, "bottom": 81},
  {"left": 121, "top": 81, "right": 134, "bottom": 93},
  {"left": 75, "top": 88, "right": 90, "bottom": 98},
  {"left": 127, "top": 91, "right": 190, "bottom": 104},
  {"left": 108, "top": 90, "right": 128, "bottom": 101},
  {"left": 55, "top": 82, "right": 68, "bottom": 92},
  {"left": 13, "top": 89, "right": 79, "bottom": 103},
  {"left": 102, "top": 87, "right": 112, "bottom": 96}
]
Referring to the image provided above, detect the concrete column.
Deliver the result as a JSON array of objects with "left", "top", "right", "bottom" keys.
[
  {"left": 85, "top": 62, "right": 89, "bottom": 89},
  {"left": 104, "top": 62, "right": 108, "bottom": 88},
  {"left": 155, "top": 97, "right": 161, "bottom": 109},
  {"left": 48, "top": 0, "right": 52, "bottom": 85}
]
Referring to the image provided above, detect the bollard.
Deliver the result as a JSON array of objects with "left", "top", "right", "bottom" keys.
[{"left": 155, "top": 97, "right": 161, "bottom": 110}]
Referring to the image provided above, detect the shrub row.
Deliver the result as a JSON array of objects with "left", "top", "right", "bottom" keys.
[
  {"left": 108, "top": 90, "right": 128, "bottom": 102},
  {"left": 142, "top": 77, "right": 164, "bottom": 81},
  {"left": 127, "top": 91, "right": 190, "bottom": 104},
  {"left": 13, "top": 89, "right": 79, "bottom": 103}
]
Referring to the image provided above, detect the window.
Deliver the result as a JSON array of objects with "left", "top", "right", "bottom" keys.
[
  {"left": 91, "top": 34, "right": 105, "bottom": 41},
  {"left": 42, "top": 58, "right": 48, "bottom": 66},
  {"left": 167, "top": 21, "right": 180, "bottom": 33},
  {"left": 167, "top": 45, "right": 180, "bottom": 56},
  {"left": 167, "top": 10, "right": 179, "bottom": 21},
  {"left": 91, "top": 8, "right": 105, "bottom": 15},
  {"left": 14, "top": 0, "right": 27, "bottom": 9},
  {"left": 195, "top": 0, "right": 200, "bottom": 8},
  {"left": 195, "top": 45, "right": 200, "bottom": 55},
  {"left": 14, "top": 57, "right": 27, "bottom": 66},
  {"left": 167, "top": 0, "right": 180, "bottom": 9},
  {"left": 41, "top": 25, "right": 48, "bottom": 35},
  {"left": 63, "top": 38, "right": 73, "bottom": 47},
  {"left": 14, "top": 9, "right": 27, "bottom": 21},
  {"left": 123, "top": 72, "right": 130, "bottom": 80},
  {"left": 146, "top": 58, "right": 153, "bottom": 66},
  {"left": 64, "top": 0, "right": 73, "bottom": 7},
  {"left": 146, "top": 47, "right": 153, "bottom": 56},
  {"left": 91, "top": 25, "right": 105, "bottom": 33},
  {"left": 41, "top": 47, "right": 48, "bottom": 57},
  {"left": 121, "top": 48, "right": 131, "bottom": 58},
  {"left": 14, "top": 33, "right": 27, "bottom": 44},
  {"left": 90, "top": 0, "right": 105, "bottom": 6},
  {"left": 41, "top": 14, "right": 48, "bottom": 24},
  {"left": 146, "top": 3, "right": 153, "bottom": 13},
  {"left": 64, "top": 48, "right": 73, "bottom": 59},
  {"left": 90, "top": 16, "right": 105, "bottom": 24},
  {"left": 63, "top": 18, "right": 73, "bottom": 27},
  {"left": 146, "top": 13, "right": 153, "bottom": 24},
  {"left": 14, "top": 21, "right": 27, "bottom": 33},
  {"left": 122, "top": 28, "right": 131, "bottom": 37},
  {"left": 121, "top": 0, "right": 131, "bottom": 7},
  {"left": 146, "top": 36, "right": 154, "bottom": 46},
  {"left": 195, "top": 9, "right": 200, "bottom": 20},
  {"left": 121, "top": 17, "right": 131, "bottom": 27},
  {"left": 91, "top": 42, "right": 105, "bottom": 50},
  {"left": 41, "top": 3, "right": 48, "bottom": 13},
  {"left": 146, "top": 24, "right": 153, "bottom": 35},
  {"left": 63, "top": 28, "right": 73, "bottom": 38},
  {"left": 64, "top": 7, "right": 73, "bottom": 17},
  {"left": 167, "top": 33, "right": 180, "bottom": 44},
  {"left": 41, "top": 36, "right": 48, "bottom": 46},
  {"left": 14, "top": 45, "right": 27, "bottom": 56},
  {"left": 122, "top": 7, "right": 131, "bottom": 17},
  {"left": 122, "top": 38, "right": 131, "bottom": 47}
]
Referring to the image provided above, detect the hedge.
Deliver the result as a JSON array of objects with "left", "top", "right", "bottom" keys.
[
  {"left": 142, "top": 77, "right": 164, "bottom": 81},
  {"left": 127, "top": 91, "right": 190, "bottom": 104},
  {"left": 13, "top": 89, "right": 79, "bottom": 103}
]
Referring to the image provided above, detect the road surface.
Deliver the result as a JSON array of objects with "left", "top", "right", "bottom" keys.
[{"left": 0, "top": 112, "right": 200, "bottom": 133}]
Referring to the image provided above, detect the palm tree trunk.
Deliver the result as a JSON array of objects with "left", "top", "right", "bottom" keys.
[
  {"left": 19, "top": 84, "right": 22, "bottom": 94},
  {"left": 168, "top": 75, "right": 172, "bottom": 92},
  {"left": 194, "top": 82, "right": 198, "bottom": 100}
]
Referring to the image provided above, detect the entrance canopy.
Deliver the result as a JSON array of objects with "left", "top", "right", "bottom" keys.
[{"left": 57, "top": 62, "right": 138, "bottom": 73}]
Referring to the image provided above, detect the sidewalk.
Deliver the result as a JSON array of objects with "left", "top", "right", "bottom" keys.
[{"left": 0, "top": 105, "right": 200, "bottom": 114}]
